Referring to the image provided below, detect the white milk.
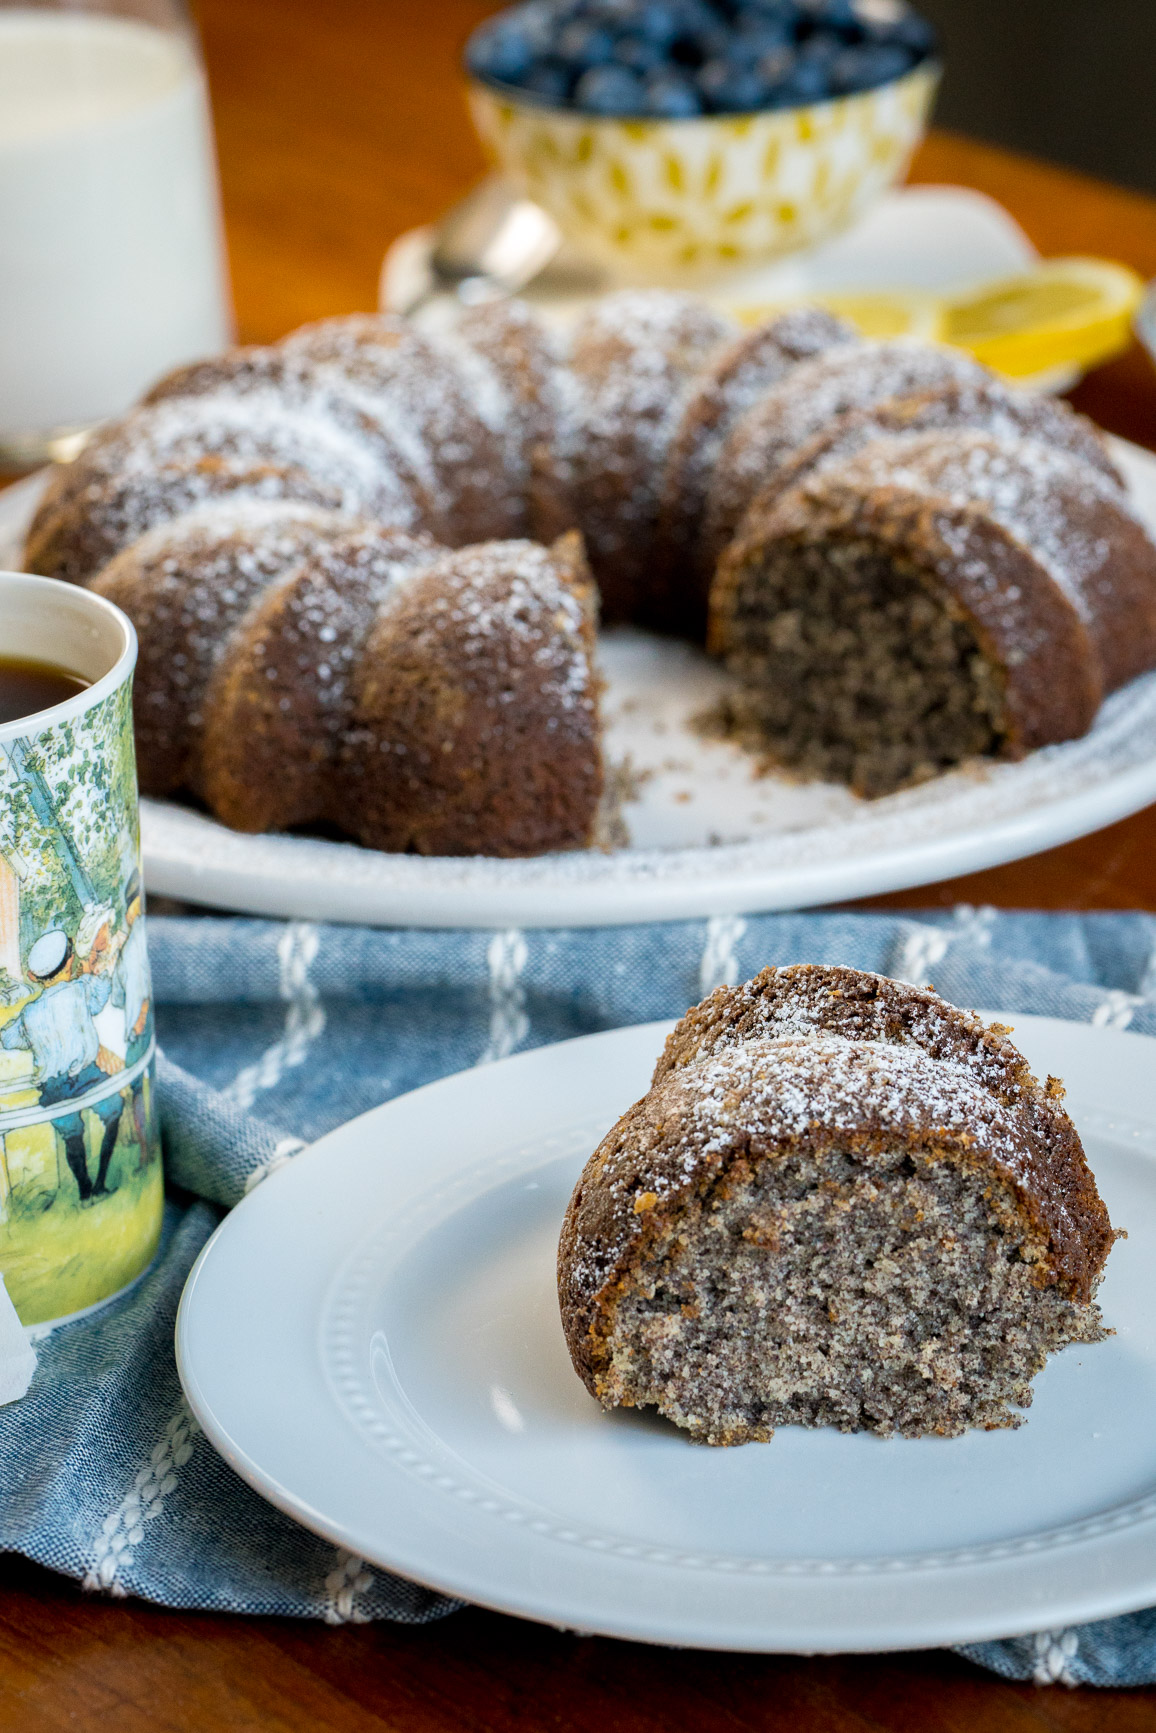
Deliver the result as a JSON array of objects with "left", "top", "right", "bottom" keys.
[{"left": 0, "top": 10, "right": 231, "bottom": 442}]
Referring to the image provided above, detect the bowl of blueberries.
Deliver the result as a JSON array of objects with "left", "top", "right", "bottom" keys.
[{"left": 466, "top": 0, "right": 939, "bottom": 280}]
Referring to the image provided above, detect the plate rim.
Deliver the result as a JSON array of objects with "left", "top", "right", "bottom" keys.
[{"left": 176, "top": 1012, "right": 1156, "bottom": 1652}]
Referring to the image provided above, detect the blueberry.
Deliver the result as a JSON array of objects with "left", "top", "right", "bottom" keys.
[
  {"left": 828, "top": 45, "right": 864, "bottom": 90},
  {"left": 831, "top": 40, "right": 912, "bottom": 88},
  {"left": 667, "top": 0, "right": 726, "bottom": 46},
  {"left": 644, "top": 69, "right": 704, "bottom": 114},
  {"left": 784, "top": 56, "right": 831, "bottom": 98},
  {"left": 517, "top": 0, "right": 571, "bottom": 49},
  {"left": 759, "top": 82, "right": 801, "bottom": 108},
  {"left": 678, "top": 0, "right": 729, "bottom": 24},
  {"left": 573, "top": 61, "right": 648, "bottom": 111},
  {"left": 558, "top": 20, "right": 617, "bottom": 64},
  {"left": 614, "top": 31, "right": 668, "bottom": 72},
  {"left": 633, "top": 0, "right": 684, "bottom": 43},
  {"left": 697, "top": 55, "right": 769, "bottom": 109},
  {"left": 895, "top": 14, "right": 935, "bottom": 54},
  {"left": 467, "top": 20, "right": 536, "bottom": 84},
  {"left": 729, "top": 14, "right": 794, "bottom": 57},
  {"left": 584, "top": 0, "right": 646, "bottom": 20},
  {"left": 675, "top": 24, "right": 732, "bottom": 66},
  {"left": 523, "top": 59, "right": 574, "bottom": 101},
  {"left": 797, "top": 29, "right": 841, "bottom": 64},
  {"left": 862, "top": 9, "right": 936, "bottom": 56},
  {"left": 757, "top": 44, "right": 796, "bottom": 85},
  {"left": 740, "top": 0, "right": 799, "bottom": 19},
  {"left": 796, "top": 0, "right": 860, "bottom": 31}
]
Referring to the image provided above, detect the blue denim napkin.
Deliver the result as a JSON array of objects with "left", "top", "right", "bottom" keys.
[{"left": 4, "top": 907, "right": 1156, "bottom": 1677}]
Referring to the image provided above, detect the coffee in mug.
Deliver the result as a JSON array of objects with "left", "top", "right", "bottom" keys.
[{"left": 0, "top": 572, "right": 162, "bottom": 1326}]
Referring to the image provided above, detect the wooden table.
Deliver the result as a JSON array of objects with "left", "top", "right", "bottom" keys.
[{"left": 5, "top": 2, "right": 1156, "bottom": 1725}]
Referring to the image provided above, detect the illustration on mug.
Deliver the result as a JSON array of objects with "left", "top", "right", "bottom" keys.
[{"left": 0, "top": 680, "right": 161, "bottom": 1326}]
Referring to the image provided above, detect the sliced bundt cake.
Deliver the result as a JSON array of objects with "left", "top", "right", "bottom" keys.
[
  {"left": 700, "top": 338, "right": 994, "bottom": 577},
  {"left": 558, "top": 965, "right": 1116, "bottom": 1445},
  {"left": 651, "top": 305, "right": 856, "bottom": 635},
  {"left": 709, "top": 430, "right": 1156, "bottom": 795},
  {"left": 21, "top": 290, "right": 1156, "bottom": 853}
]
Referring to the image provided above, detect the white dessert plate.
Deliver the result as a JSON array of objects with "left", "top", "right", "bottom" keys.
[
  {"left": 178, "top": 1012, "right": 1156, "bottom": 1654},
  {"left": 7, "top": 438, "right": 1156, "bottom": 930}
]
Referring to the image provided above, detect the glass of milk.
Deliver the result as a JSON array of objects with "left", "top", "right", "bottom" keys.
[{"left": 0, "top": 0, "right": 232, "bottom": 468}]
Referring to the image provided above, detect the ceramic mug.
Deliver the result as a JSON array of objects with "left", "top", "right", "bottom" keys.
[{"left": 0, "top": 571, "right": 161, "bottom": 1327}]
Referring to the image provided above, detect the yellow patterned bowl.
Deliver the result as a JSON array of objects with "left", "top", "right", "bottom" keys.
[{"left": 468, "top": 62, "right": 939, "bottom": 283}]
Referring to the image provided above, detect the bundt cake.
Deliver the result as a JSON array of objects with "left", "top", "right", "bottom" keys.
[
  {"left": 22, "top": 289, "right": 1156, "bottom": 854},
  {"left": 652, "top": 304, "right": 857, "bottom": 635},
  {"left": 558, "top": 965, "right": 1117, "bottom": 1445},
  {"left": 93, "top": 504, "right": 603, "bottom": 856},
  {"left": 562, "top": 291, "right": 737, "bottom": 623},
  {"left": 711, "top": 429, "right": 1156, "bottom": 795}
]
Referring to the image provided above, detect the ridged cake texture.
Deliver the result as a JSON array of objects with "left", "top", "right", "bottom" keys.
[{"left": 22, "top": 290, "right": 1156, "bottom": 851}]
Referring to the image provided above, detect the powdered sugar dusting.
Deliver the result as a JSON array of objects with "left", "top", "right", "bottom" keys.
[
  {"left": 455, "top": 298, "right": 581, "bottom": 543},
  {"left": 104, "top": 391, "right": 415, "bottom": 519},
  {"left": 658, "top": 964, "right": 1015, "bottom": 1090},
  {"left": 563, "top": 1033, "right": 1039, "bottom": 1304},
  {"left": 688, "top": 1035, "right": 1023, "bottom": 1162},
  {"left": 837, "top": 430, "right": 1133, "bottom": 626},
  {"left": 572, "top": 292, "right": 734, "bottom": 470},
  {"left": 128, "top": 496, "right": 357, "bottom": 544},
  {"left": 92, "top": 504, "right": 363, "bottom": 783},
  {"left": 660, "top": 307, "right": 856, "bottom": 568},
  {"left": 760, "top": 380, "right": 1120, "bottom": 521},
  {"left": 280, "top": 314, "right": 522, "bottom": 543},
  {"left": 237, "top": 525, "right": 445, "bottom": 732},
  {"left": 403, "top": 538, "right": 594, "bottom": 717},
  {"left": 568, "top": 291, "right": 736, "bottom": 573},
  {"left": 706, "top": 340, "right": 989, "bottom": 563}
]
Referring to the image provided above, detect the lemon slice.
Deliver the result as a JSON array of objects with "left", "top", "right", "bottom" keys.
[
  {"left": 941, "top": 257, "right": 1144, "bottom": 378},
  {"left": 805, "top": 291, "right": 945, "bottom": 342},
  {"left": 729, "top": 291, "right": 943, "bottom": 340},
  {"left": 721, "top": 257, "right": 1142, "bottom": 379}
]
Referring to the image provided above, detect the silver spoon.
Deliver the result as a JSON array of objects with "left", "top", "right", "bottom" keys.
[{"left": 397, "top": 176, "right": 562, "bottom": 316}]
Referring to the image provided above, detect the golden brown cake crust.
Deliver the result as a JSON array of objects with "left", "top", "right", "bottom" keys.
[
  {"left": 655, "top": 964, "right": 1115, "bottom": 1295},
  {"left": 145, "top": 341, "right": 457, "bottom": 540},
  {"left": 91, "top": 502, "right": 359, "bottom": 796},
  {"left": 338, "top": 532, "right": 604, "bottom": 857},
  {"left": 24, "top": 360, "right": 423, "bottom": 587},
  {"left": 456, "top": 300, "right": 577, "bottom": 545},
  {"left": 655, "top": 307, "right": 857, "bottom": 629},
  {"left": 558, "top": 966, "right": 1116, "bottom": 1411},
  {"left": 701, "top": 340, "right": 992, "bottom": 580},
  {"left": 566, "top": 291, "right": 736, "bottom": 623},
  {"left": 25, "top": 440, "right": 346, "bottom": 587},
  {"left": 278, "top": 313, "right": 526, "bottom": 547},
  {"left": 199, "top": 524, "right": 444, "bottom": 834},
  {"left": 739, "top": 378, "right": 1123, "bottom": 530},
  {"left": 710, "top": 431, "right": 1156, "bottom": 764}
]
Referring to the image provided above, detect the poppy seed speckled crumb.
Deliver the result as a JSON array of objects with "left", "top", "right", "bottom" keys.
[{"left": 558, "top": 965, "right": 1117, "bottom": 1445}]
